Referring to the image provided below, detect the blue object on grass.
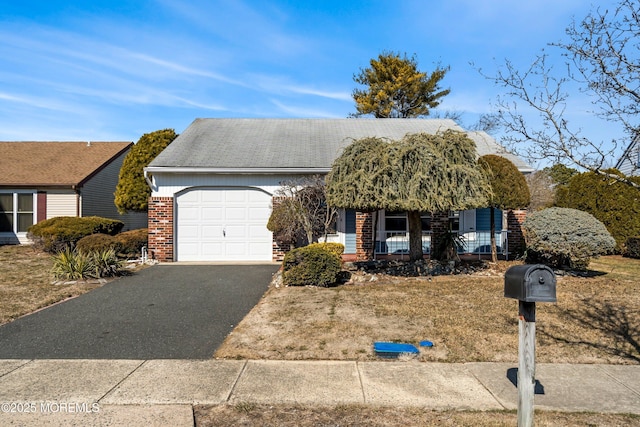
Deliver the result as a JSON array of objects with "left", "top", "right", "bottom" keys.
[
  {"left": 420, "top": 340, "right": 434, "bottom": 347},
  {"left": 374, "top": 342, "right": 419, "bottom": 358}
]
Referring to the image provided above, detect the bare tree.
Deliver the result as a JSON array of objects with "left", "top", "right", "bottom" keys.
[
  {"left": 267, "top": 176, "right": 337, "bottom": 248},
  {"left": 481, "top": 0, "right": 640, "bottom": 187}
]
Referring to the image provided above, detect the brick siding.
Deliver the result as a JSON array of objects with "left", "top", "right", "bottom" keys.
[
  {"left": 507, "top": 209, "right": 527, "bottom": 257},
  {"left": 148, "top": 197, "right": 174, "bottom": 262},
  {"left": 355, "top": 211, "right": 374, "bottom": 261}
]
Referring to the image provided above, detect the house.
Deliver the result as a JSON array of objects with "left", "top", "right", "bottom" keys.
[
  {"left": 615, "top": 133, "right": 640, "bottom": 176},
  {"left": 0, "top": 141, "right": 147, "bottom": 244},
  {"left": 145, "top": 118, "right": 534, "bottom": 262}
]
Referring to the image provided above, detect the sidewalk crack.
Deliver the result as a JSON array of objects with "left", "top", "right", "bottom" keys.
[
  {"left": 97, "top": 359, "right": 148, "bottom": 403},
  {"left": 225, "top": 360, "right": 248, "bottom": 403},
  {"left": 356, "top": 361, "right": 367, "bottom": 404}
]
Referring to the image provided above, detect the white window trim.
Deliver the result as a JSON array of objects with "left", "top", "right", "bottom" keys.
[{"left": 0, "top": 191, "right": 37, "bottom": 235}]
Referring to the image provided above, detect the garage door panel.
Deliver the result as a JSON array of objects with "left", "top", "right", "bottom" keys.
[
  {"left": 177, "top": 188, "right": 272, "bottom": 262},
  {"left": 226, "top": 207, "right": 247, "bottom": 220},
  {"left": 202, "top": 225, "right": 222, "bottom": 239}
]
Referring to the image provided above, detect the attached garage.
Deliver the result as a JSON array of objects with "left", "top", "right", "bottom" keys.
[{"left": 176, "top": 187, "right": 273, "bottom": 262}]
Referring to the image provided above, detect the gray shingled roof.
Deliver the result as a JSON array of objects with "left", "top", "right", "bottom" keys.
[{"left": 149, "top": 118, "right": 533, "bottom": 172}]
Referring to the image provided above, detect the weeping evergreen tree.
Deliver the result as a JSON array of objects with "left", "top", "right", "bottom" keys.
[{"left": 326, "top": 130, "right": 491, "bottom": 261}]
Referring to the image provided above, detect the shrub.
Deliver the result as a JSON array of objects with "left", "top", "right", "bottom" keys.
[
  {"left": 522, "top": 207, "right": 616, "bottom": 270},
  {"left": 282, "top": 245, "right": 342, "bottom": 287},
  {"left": 28, "top": 216, "right": 124, "bottom": 253},
  {"left": 625, "top": 237, "right": 640, "bottom": 259},
  {"left": 52, "top": 249, "right": 96, "bottom": 280},
  {"left": 92, "top": 248, "right": 124, "bottom": 277},
  {"left": 51, "top": 248, "right": 124, "bottom": 280},
  {"left": 115, "top": 228, "right": 148, "bottom": 258},
  {"left": 76, "top": 233, "right": 120, "bottom": 254},
  {"left": 554, "top": 169, "right": 640, "bottom": 251},
  {"left": 307, "top": 242, "right": 345, "bottom": 256}
]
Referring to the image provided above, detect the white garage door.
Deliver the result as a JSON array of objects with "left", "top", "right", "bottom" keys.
[{"left": 176, "top": 187, "right": 273, "bottom": 262}]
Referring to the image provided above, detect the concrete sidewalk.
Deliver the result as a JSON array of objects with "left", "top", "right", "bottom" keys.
[{"left": 0, "top": 359, "right": 638, "bottom": 426}]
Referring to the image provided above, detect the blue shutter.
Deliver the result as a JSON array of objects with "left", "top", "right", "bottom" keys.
[
  {"left": 344, "top": 209, "right": 356, "bottom": 254},
  {"left": 476, "top": 208, "right": 502, "bottom": 230}
]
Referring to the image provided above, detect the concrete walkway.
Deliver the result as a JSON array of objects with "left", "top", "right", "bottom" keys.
[{"left": 0, "top": 359, "right": 638, "bottom": 425}]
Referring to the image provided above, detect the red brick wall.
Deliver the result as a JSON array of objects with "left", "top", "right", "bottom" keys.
[
  {"left": 148, "top": 197, "right": 174, "bottom": 262},
  {"left": 507, "top": 209, "right": 527, "bottom": 257},
  {"left": 355, "top": 211, "right": 373, "bottom": 261}
]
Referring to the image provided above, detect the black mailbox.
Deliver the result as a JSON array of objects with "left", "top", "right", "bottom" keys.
[{"left": 504, "top": 264, "right": 556, "bottom": 303}]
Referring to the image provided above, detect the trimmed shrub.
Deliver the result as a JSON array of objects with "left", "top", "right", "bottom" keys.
[
  {"left": 28, "top": 216, "right": 124, "bottom": 253},
  {"left": 115, "top": 228, "right": 148, "bottom": 258},
  {"left": 283, "top": 245, "right": 342, "bottom": 287},
  {"left": 625, "top": 237, "right": 640, "bottom": 259},
  {"left": 523, "top": 207, "right": 616, "bottom": 270},
  {"left": 554, "top": 169, "right": 640, "bottom": 251},
  {"left": 307, "top": 242, "right": 345, "bottom": 257},
  {"left": 76, "top": 234, "right": 120, "bottom": 254}
]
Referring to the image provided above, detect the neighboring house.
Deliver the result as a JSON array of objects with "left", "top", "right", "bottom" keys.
[
  {"left": 145, "top": 118, "right": 534, "bottom": 262},
  {"left": 615, "top": 133, "right": 640, "bottom": 176},
  {"left": 0, "top": 141, "right": 147, "bottom": 244}
]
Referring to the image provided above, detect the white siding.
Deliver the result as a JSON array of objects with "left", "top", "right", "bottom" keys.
[
  {"left": 150, "top": 173, "right": 307, "bottom": 198},
  {"left": 46, "top": 191, "right": 77, "bottom": 218}
]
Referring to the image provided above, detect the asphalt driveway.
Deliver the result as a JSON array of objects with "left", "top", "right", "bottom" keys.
[{"left": 0, "top": 264, "right": 278, "bottom": 359}]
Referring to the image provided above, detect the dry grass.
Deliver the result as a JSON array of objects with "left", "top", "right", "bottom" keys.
[
  {"left": 216, "top": 256, "right": 640, "bottom": 364},
  {"left": 0, "top": 245, "right": 108, "bottom": 325},
  {"left": 194, "top": 404, "right": 639, "bottom": 426}
]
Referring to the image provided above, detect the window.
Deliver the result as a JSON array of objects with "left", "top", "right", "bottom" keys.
[
  {"left": 384, "top": 211, "right": 431, "bottom": 232},
  {"left": 0, "top": 193, "right": 35, "bottom": 233}
]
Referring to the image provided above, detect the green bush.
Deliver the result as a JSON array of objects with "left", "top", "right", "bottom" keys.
[
  {"left": 307, "top": 242, "right": 345, "bottom": 256},
  {"left": 523, "top": 207, "right": 616, "bottom": 270},
  {"left": 76, "top": 233, "right": 120, "bottom": 254},
  {"left": 283, "top": 245, "right": 342, "bottom": 287},
  {"left": 554, "top": 169, "right": 640, "bottom": 251},
  {"left": 625, "top": 237, "right": 640, "bottom": 259},
  {"left": 28, "top": 216, "right": 124, "bottom": 253},
  {"left": 114, "top": 228, "right": 148, "bottom": 258}
]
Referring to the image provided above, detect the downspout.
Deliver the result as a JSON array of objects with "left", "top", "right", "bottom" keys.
[{"left": 71, "top": 185, "right": 81, "bottom": 217}]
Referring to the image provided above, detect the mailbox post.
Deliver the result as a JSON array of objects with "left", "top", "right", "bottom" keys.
[{"left": 504, "top": 264, "right": 556, "bottom": 427}]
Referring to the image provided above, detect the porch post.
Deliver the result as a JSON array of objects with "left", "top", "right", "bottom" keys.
[{"left": 355, "top": 211, "right": 374, "bottom": 261}]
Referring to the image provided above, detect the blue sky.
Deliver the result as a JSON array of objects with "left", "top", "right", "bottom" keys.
[{"left": 0, "top": 0, "right": 626, "bottom": 165}]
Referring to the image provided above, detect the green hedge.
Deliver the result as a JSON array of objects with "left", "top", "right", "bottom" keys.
[
  {"left": 283, "top": 245, "right": 342, "bottom": 287},
  {"left": 306, "top": 242, "right": 345, "bottom": 256},
  {"left": 76, "top": 233, "right": 119, "bottom": 254},
  {"left": 28, "top": 216, "right": 124, "bottom": 253},
  {"left": 115, "top": 228, "right": 148, "bottom": 258},
  {"left": 625, "top": 237, "right": 640, "bottom": 259}
]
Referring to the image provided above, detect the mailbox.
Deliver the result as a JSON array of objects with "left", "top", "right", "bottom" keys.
[{"left": 504, "top": 264, "right": 556, "bottom": 303}]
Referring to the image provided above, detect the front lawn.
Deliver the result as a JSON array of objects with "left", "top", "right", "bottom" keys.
[
  {"left": 0, "top": 245, "right": 109, "bottom": 325},
  {"left": 216, "top": 256, "right": 640, "bottom": 364}
]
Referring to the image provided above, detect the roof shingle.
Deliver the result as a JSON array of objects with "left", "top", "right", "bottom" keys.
[
  {"left": 149, "top": 118, "right": 533, "bottom": 172},
  {"left": 0, "top": 141, "right": 132, "bottom": 187}
]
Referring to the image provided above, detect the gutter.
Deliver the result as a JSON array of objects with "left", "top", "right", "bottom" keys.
[
  {"left": 143, "top": 166, "right": 332, "bottom": 174},
  {"left": 143, "top": 168, "right": 155, "bottom": 191}
]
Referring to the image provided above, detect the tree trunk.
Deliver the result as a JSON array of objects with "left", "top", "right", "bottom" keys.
[
  {"left": 490, "top": 207, "right": 497, "bottom": 263},
  {"left": 407, "top": 211, "right": 424, "bottom": 261}
]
